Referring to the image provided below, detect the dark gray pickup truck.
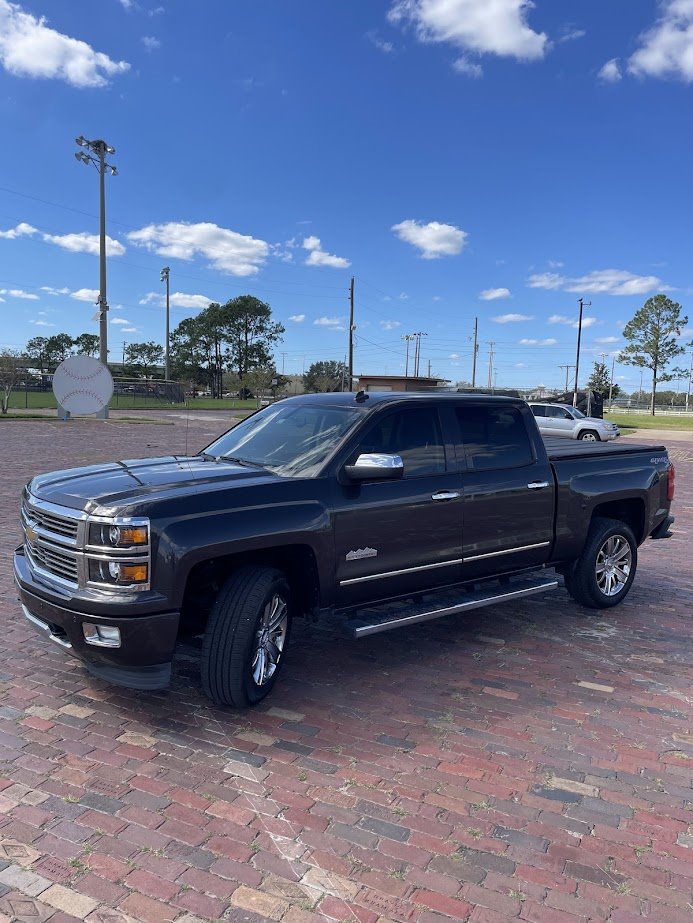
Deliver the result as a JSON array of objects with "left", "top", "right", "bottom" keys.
[{"left": 14, "top": 392, "right": 675, "bottom": 707}]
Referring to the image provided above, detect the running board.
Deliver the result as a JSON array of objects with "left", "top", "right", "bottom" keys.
[{"left": 347, "top": 575, "right": 559, "bottom": 638}]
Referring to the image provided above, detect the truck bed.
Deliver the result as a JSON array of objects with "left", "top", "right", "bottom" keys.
[{"left": 542, "top": 436, "right": 665, "bottom": 460}]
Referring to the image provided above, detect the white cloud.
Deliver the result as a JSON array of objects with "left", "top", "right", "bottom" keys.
[
  {"left": 0, "top": 287, "right": 38, "bottom": 300},
  {"left": 392, "top": 219, "right": 467, "bottom": 259},
  {"left": 111, "top": 317, "right": 130, "bottom": 325},
  {"left": 388, "top": 0, "right": 548, "bottom": 64},
  {"left": 0, "top": 0, "right": 130, "bottom": 88},
  {"left": 314, "top": 316, "right": 346, "bottom": 331},
  {"left": 548, "top": 314, "right": 570, "bottom": 323},
  {"left": 288, "top": 314, "right": 305, "bottom": 323},
  {"left": 302, "top": 236, "right": 350, "bottom": 269},
  {"left": 528, "top": 269, "right": 662, "bottom": 296},
  {"left": 366, "top": 30, "right": 395, "bottom": 53},
  {"left": 519, "top": 338, "right": 557, "bottom": 346},
  {"left": 579, "top": 317, "right": 598, "bottom": 329},
  {"left": 598, "top": 58, "right": 622, "bottom": 82},
  {"left": 515, "top": 362, "right": 527, "bottom": 367},
  {"left": 141, "top": 35, "right": 160, "bottom": 52},
  {"left": 29, "top": 318, "right": 55, "bottom": 327},
  {"left": 127, "top": 221, "right": 269, "bottom": 276},
  {"left": 628, "top": 0, "right": 693, "bottom": 83},
  {"left": 40, "top": 285, "right": 70, "bottom": 295},
  {"left": 0, "top": 221, "right": 37, "bottom": 239},
  {"left": 452, "top": 56, "right": 483, "bottom": 78},
  {"left": 121, "top": 326, "right": 138, "bottom": 333},
  {"left": 380, "top": 320, "right": 401, "bottom": 330},
  {"left": 139, "top": 291, "right": 211, "bottom": 309},
  {"left": 558, "top": 26, "right": 586, "bottom": 43},
  {"left": 43, "top": 232, "right": 126, "bottom": 257},
  {"left": 548, "top": 313, "right": 598, "bottom": 329},
  {"left": 492, "top": 313, "right": 534, "bottom": 323},
  {"left": 449, "top": 353, "right": 460, "bottom": 359},
  {"left": 70, "top": 288, "right": 99, "bottom": 302},
  {"left": 480, "top": 287, "right": 511, "bottom": 300},
  {"left": 595, "top": 336, "right": 620, "bottom": 344}
]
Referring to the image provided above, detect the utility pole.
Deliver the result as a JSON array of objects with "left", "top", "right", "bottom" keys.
[
  {"left": 685, "top": 349, "right": 693, "bottom": 413},
  {"left": 486, "top": 341, "right": 495, "bottom": 390},
  {"left": 471, "top": 317, "right": 478, "bottom": 387},
  {"left": 638, "top": 369, "right": 644, "bottom": 406},
  {"left": 573, "top": 298, "right": 591, "bottom": 407},
  {"left": 348, "top": 276, "right": 355, "bottom": 391},
  {"left": 608, "top": 354, "right": 616, "bottom": 410},
  {"left": 427, "top": 359, "right": 431, "bottom": 377},
  {"left": 280, "top": 352, "right": 287, "bottom": 375},
  {"left": 412, "top": 332, "right": 427, "bottom": 377},
  {"left": 558, "top": 364, "right": 573, "bottom": 394},
  {"left": 75, "top": 135, "right": 117, "bottom": 418},
  {"left": 160, "top": 266, "right": 170, "bottom": 380},
  {"left": 401, "top": 334, "right": 415, "bottom": 380},
  {"left": 122, "top": 341, "right": 126, "bottom": 366}
]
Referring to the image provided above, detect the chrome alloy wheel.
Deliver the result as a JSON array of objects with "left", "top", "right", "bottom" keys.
[
  {"left": 252, "top": 593, "right": 289, "bottom": 686},
  {"left": 581, "top": 431, "right": 598, "bottom": 442},
  {"left": 595, "top": 535, "right": 632, "bottom": 596}
]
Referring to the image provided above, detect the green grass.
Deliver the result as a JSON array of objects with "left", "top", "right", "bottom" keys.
[
  {"left": 7, "top": 391, "right": 259, "bottom": 412},
  {"left": 605, "top": 412, "right": 693, "bottom": 431}
]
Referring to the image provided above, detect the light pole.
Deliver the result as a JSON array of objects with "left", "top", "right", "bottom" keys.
[
  {"left": 161, "top": 267, "right": 170, "bottom": 380},
  {"left": 75, "top": 135, "right": 117, "bottom": 417},
  {"left": 573, "top": 298, "right": 591, "bottom": 407}
]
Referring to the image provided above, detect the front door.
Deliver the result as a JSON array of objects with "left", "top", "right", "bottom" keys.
[{"left": 332, "top": 404, "right": 463, "bottom": 606}]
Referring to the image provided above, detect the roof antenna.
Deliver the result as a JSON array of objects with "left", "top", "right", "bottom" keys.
[{"left": 354, "top": 390, "right": 369, "bottom": 403}]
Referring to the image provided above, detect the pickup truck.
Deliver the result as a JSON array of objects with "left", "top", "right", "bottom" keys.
[{"left": 14, "top": 392, "right": 675, "bottom": 708}]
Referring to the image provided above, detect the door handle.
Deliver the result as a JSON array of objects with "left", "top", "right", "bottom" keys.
[
  {"left": 527, "top": 481, "right": 549, "bottom": 489},
  {"left": 431, "top": 490, "right": 460, "bottom": 501}
]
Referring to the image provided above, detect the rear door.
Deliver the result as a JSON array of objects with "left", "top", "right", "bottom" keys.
[
  {"left": 452, "top": 402, "right": 555, "bottom": 580},
  {"left": 546, "top": 405, "right": 575, "bottom": 437},
  {"left": 332, "top": 403, "right": 463, "bottom": 606}
]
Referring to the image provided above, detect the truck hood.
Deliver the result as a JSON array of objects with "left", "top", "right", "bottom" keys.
[{"left": 29, "top": 455, "right": 278, "bottom": 512}]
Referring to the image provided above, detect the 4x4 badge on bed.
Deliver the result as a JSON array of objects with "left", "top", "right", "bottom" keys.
[{"left": 346, "top": 547, "right": 378, "bottom": 561}]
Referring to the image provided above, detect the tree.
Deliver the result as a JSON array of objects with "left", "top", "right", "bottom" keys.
[
  {"left": 621, "top": 294, "right": 689, "bottom": 415},
  {"left": 0, "top": 349, "right": 22, "bottom": 414},
  {"left": 73, "top": 333, "right": 100, "bottom": 357},
  {"left": 303, "top": 360, "right": 347, "bottom": 392},
  {"left": 25, "top": 336, "right": 50, "bottom": 372},
  {"left": 586, "top": 360, "right": 621, "bottom": 399},
  {"left": 124, "top": 341, "right": 165, "bottom": 378},
  {"left": 220, "top": 295, "right": 285, "bottom": 386},
  {"left": 170, "top": 296, "right": 284, "bottom": 397}
]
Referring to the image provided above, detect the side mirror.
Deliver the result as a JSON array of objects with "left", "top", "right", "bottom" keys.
[{"left": 344, "top": 453, "right": 404, "bottom": 481}]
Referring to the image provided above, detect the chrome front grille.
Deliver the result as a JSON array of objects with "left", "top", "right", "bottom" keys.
[
  {"left": 26, "top": 539, "right": 79, "bottom": 584},
  {"left": 23, "top": 502, "right": 79, "bottom": 540}
]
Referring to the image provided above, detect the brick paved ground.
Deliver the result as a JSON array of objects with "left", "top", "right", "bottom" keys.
[{"left": 0, "top": 412, "right": 690, "bottom": 923}]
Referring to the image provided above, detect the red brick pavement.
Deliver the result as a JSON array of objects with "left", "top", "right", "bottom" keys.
[{"left": 0, "top": 412, "right": 691, "bottom": 923}]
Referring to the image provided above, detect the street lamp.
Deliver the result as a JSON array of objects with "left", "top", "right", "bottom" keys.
[
  {"left": 160, "top": 266, "right": 170, "bottom": 381},
  {"left": 573, "top": 298, "right": 591, "bottom": 408},
  {"left": 74, "top": 136, "right": 117, "bottom": 417}
]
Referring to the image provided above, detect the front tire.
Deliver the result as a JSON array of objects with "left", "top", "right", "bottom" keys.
[
  {"left": 564, "top": 517, "right": 637, "bottom": 609},
  {"left": 201, "top": 565, "right": 292, "bottom": 707},
  {"left": 579, "top": 430, "right": 600, "bottom": 442}
]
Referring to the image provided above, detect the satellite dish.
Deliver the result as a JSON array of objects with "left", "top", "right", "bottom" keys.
[{"left": 52, "top": 356, "right": 114, "bottom": 415}]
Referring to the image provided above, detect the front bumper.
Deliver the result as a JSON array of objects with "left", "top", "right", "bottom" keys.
[{"left": 14, "top": 548, "right": 179, "bottom": 690}]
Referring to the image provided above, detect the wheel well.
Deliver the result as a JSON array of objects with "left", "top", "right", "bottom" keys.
[
  {"left": 591, "top": 499, "right": 645, "bottom": 544},
  {"left": 178, "top": 544, "right": 320, "bottom": 636}
]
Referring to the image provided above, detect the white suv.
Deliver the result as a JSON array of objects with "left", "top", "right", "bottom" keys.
[{"left": 528, "top": 403, "right": 620, "bottom": 442}]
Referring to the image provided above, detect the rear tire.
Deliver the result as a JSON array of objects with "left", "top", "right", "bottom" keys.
[
  {"left": 579, "top": 430, "right": 600, "bottom": 442},
  {"left": 564, "top": 517, "right": 637, "bottom": 609},
  {"left": 201, "top": 565, "right": 292, "bottom": 707}
]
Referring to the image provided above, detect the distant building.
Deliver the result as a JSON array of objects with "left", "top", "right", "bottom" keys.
[{"left": 354, "top": 374, "right": 450, "bottom": 392}]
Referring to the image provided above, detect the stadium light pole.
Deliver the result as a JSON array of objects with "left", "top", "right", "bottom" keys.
[
  {"left": 573, "top": 298, "right": 591, "bottom": 408},
  {"left": 161, "top": 267, "right": 170, "bottom": 380},
  {"left": 74, "top": 136, "right": 117, "bottom": 416}
]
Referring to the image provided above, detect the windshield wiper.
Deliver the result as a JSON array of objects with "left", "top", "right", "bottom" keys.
[{"left": 218, "top": 455, "right": 266, "bottom": 468}]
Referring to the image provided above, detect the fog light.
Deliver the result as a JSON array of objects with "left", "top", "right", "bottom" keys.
[{"left": 83, "top": 624, "right": 121, "bottom": 648}]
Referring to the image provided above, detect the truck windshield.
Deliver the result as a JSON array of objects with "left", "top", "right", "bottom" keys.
[{"left": 202, "top": 403, "right": 364, "bottom": 477}]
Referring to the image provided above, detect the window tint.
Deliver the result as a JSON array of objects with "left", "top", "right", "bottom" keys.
[
  {"left": 456, "top": 405, "right": 534, "bottom": 471},
  {"left": 531, "top": 405, "right": 545, "bottom": 417},
  {"left": 356, "top": 408, "right": 445, "bottom": 477},
  {"left": 545, "top": 406, "right": 568, "bottom": 419}
]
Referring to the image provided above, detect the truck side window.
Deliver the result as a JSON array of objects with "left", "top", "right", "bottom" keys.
[
  {"left": 357, "top": 408, "right": 446, "bottom": 477},
  {"left": 531, "top": 405, "right": 545, "bottom": 417},
  {"left": 456, "top": 405, "right": 533, "bottom": 471}
]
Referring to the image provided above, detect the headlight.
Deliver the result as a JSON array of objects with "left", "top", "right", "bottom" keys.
[
  {"left": 89, "top": 519, "right": 149, "bottom": 548},
  {"left": 88, "top": 559, "right": 149, "bottom": 587}
]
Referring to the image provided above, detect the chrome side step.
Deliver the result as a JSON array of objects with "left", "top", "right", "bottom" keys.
[{"left": 347, "top": 575, "right": 559, "bottom": 638}]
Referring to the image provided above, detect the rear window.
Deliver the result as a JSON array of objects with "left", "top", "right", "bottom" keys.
[
  {"left": 531, "top": 405, "right": 545, "bottom": 417},
  {"left": 456, "top": 405, "right": 534, "bottom": 471}
]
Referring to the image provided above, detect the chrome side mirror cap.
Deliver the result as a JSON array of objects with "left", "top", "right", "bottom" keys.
[{"left": 344, "top": 453, "right": 404, "bottom": 481}]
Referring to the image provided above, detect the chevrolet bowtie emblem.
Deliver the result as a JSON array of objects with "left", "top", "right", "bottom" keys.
[{"left": 26, "top": 524, "right": 37, "bottom": 543}]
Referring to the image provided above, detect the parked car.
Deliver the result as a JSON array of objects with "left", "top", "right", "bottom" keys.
[
  {"left": 529, "top": 402, "right": 620, "bottom": 441},
  {"left": 15, "top": 393, "right": 673, "bottom": 707}
]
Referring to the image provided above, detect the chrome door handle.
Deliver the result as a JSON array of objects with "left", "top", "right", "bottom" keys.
[
  {"left": 431, "top": 490, "right": 460, "bottom": 501},
  {"left": 527, "top": 481, "right": 549, "bottom": 489}
]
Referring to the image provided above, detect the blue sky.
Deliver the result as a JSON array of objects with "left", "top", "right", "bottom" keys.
[{"left": 1, "top": 0, "right": 692, "bottom": 391}]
